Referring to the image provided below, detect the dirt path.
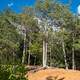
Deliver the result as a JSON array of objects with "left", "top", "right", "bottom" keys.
[{"left": 26, "top": 67, "right": 80, "bottom": 80}]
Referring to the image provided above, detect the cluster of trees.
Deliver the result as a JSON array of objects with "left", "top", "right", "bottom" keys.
[{"left": 0, "top": 0, "right": 80, "bottom": 70}]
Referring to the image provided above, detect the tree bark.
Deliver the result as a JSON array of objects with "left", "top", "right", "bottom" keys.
[
  {"left": 72, "top": 46, "right": 75, "bottom": 70},
  {"left": 50, "top": 47, "right": 52, "bottom": 67},
  {"left": 43, "top": 40, "right": 47, "bottom": 67},
  {"left": 22, "top": 33, "right": 26, "bottom": 64},
  {"left": 28, "top": 39, "right": 31, "bottom": 65},
  {"left": 28, "top": 50, "right": 31, "bottom": 65},
  {"left": 62, "top": 39, "right": 68, "bottom": 70},
  {"left": 72, "top": 34, "right": 75, "bottom": 70}
]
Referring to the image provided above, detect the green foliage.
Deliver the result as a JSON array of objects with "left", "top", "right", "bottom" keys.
[
  {"left": 0, "top": 0, "right": 80, "bottom": 69},
  {"left": 0, "top": 65, "right": 28, "bottom": 80}
]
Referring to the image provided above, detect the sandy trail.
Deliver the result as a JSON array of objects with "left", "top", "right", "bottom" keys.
[{"left": 26, "top": 68, "right": 80, "bottom": 80}]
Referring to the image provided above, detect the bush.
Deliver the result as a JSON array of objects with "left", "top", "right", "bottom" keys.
[{"left": 0, "top": 65, "right": 28, "bottom": 80}]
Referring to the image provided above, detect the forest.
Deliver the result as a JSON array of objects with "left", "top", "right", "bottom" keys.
[{"left": 0, "top": 0, "right": 80, "bottom": 80}]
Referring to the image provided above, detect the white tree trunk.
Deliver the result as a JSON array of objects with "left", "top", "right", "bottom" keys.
[
  {"left": 28, "top": 50, "right": 31, "bottom": 65},
  {"left": 43, "top": 40, "right": 47, "bottom": 67},
  {"left": 72, "top": 46, "right": 75, "bottom": 70},
  {"left": 72, "top": 35, "right": 75, "bottom": 70},
  {"left": 62, "top": 39, "right": 68, "bottom": 70},
  {"left": 50, "top": 47, "right": 52, "bottom": 67},
  {"left": 28, "top": 39, "right": 31, "bottom": 65}
]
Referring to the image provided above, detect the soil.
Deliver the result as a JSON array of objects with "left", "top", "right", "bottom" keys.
[{"left": 26, "top": 67, "right": 80, "bottom": 80}]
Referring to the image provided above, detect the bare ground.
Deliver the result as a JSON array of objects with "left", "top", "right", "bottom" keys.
[{"left": 25, "top": 66, "right": 80, "bottom": 80}]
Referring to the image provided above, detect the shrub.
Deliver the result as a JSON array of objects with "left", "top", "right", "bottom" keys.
[{"left": 0, "top": 65, "right": 28, "bottom": 80}]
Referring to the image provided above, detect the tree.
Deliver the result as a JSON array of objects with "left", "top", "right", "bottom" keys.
[{"left": 0, "top": 11, "right": 22, "bottom": 64}]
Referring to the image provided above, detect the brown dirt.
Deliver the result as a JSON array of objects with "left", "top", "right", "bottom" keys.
[{"left": 26, "top": 67, "right": 80, "bottom": 80}]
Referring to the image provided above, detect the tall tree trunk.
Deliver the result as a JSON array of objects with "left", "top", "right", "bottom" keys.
[
  {"left": 28, "top": 50, "right": 31, "bottom": 65},
  {"left": 22, "top": 33, "right": 26, "bottom": 64},
  {"left": 72, "top": 34, "right": 75, "bottom": 70},
  {"left": 72, "top": 46, "right": 75, "bottom": 70},
  {"left": 42, "top": 22, "right": 48, "bottom": 67},
  {"left": 62, "top": 39, "right": 68, "bottom": 70},
  {"left": 50, "top": 47, "right": 52, "bottom": 67},
  {"left": 43, "top": 40, "right": 47, "bottom": 67},
  {"left": 28, "top": 39, "right": 31, "bottom": 65}
]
